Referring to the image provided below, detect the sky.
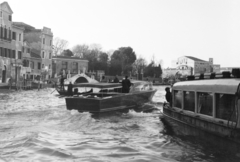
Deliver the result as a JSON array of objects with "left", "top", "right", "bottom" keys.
[{"left": 6, "top": 0, "right": 240, "bottom": 68}]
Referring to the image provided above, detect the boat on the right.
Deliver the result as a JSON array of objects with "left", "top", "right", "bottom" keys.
[{"left": 161, "top": 69, "right": 240, "bottom": 149}]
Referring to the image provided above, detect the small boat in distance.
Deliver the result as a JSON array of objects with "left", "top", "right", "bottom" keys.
[
  {"left": 161, "top": 69, "right": 240, "bottom": 149},
  {"left": 65, "top": 80, "right": 157, "bottom": 113}
]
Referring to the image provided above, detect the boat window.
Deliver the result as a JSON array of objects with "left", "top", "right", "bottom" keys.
[
  {"left": 184, "top": 91, "right": 195, "bottom": 112},
  {"left": 197, "top": 92, "right": 213, "bottom": 116},
  {"left": 173, "top": 90, "right": 182, "bottom": 109},
  {"left": 216, "top": 94, "right": 236, "bottom": 122}
]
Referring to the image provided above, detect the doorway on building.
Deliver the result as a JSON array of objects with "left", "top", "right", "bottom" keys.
[{"left": 2, "top": 65, "right": 6, "bottom": 83}]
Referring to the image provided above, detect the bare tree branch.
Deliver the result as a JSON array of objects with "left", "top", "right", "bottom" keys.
[{"left": 53, "top": 37, "right": 69, "bottom": 56}]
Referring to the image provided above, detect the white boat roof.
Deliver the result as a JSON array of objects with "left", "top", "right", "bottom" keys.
[
  {"left": 73, "top": 83, "right": 122, "bottom": 89},
  {"left": 173, "top": 78, "right": 240, "bottom": 94}
]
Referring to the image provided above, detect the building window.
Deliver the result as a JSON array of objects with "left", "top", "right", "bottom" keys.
[
  {"left": 0, "top": 26, "right": 2, "bottom": 39},
  {"left": 27, "top": 48, "right": 30, "bottom": 53},
  {"left": 19, "top": 33, "right": 22, "bottom": 41},
  {"left": 38, "top": 62, "right": 41, "bottom": 70},
  {"left": 18, "top": 51, "right": 22, "bottom": 59},
  {"left": 42, "top": 52, "right": 44, "bottom": 58},
  {"left": 0, "top": 11, "right": 2, "bottom": 17},
  {"left": 43, "top": 38, "right": 45, "bottom": 44},
  {"left": 12, "top": 31, "right": 16, "bottom": 40},
  {"left": 49, "top": 53, "right": 51, "bottom": 59},
  {"left": 4, "top": 48, "right": 7, "bottom": 57},
  {"left": 62, "top": 62, "right": 68, "bottom": 70},
  {"left": 8, "top": 15, "right": 12, "bottom": 21},
  {"left": 173, "top": 90, "right": 182, "bottom": 109},
  {"left": 4, "top": 27, "right": 7, "bottom": 40},
  {"left": 2, "top": 48, "right": 4, "bottom": 57},
  {"left": 49, "top": 65, "right": 51, "bottom": 70},
  {"left": 0, "top": 47, "right": 2, "bottom": 56},
  {"left": 197, "top": 92, "right": 213, "bottom": 116},
  {"left": 12, "top": 50, "right": 15, "bottom": 59},
  {"left": 8, "top": 28, "right": 11, "bottom": 41},
  {"left": 42, "top": 64, "right": 44, "bottom": 69},
  {"left": 50, "top": 39, "right": 52, "bottom": 46},
  {"left": 30, "top": 61, "right": 34, "bottom": 69},
  {"left": 22, "top": 47, "right": 25, "bottom": 53},
  {"left": 8, "top": 49, "right": 11, "bottom": 58}
]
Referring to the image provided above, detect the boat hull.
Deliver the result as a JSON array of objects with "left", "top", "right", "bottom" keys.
[
  {"left": 162, "top": 106, "right": 240, "bottom": 150},
  {"left": 66, "top": 90, "right": 157, "bottom": 113}
]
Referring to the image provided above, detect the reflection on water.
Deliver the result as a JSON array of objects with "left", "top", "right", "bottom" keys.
[{"left": 0, "top": 86, "right": 239, "bottom": 161}]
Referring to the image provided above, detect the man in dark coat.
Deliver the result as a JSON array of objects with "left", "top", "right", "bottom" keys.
[
  {"left": 60, "top": 75, "right": 65, "bottom": 91},
  {"left": 165, "top": 87, "right": 172, "bottom": 105},
  {"left": 122, "top": 76, "right": 131, "bottom": 93},
  {"left": 67, "top": 82, "right": 73, "bottom": 96},
  {"left": 113, "top": 75, "right": 119, "bottom": 83}
]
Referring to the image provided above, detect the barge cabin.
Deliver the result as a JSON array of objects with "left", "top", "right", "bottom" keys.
[{"left": 162, "top": 69, "right": 240, "bottom": 148}]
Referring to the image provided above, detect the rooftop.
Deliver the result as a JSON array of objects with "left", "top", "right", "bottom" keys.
[
  {"left": 13, "top": 22, "right": 41, "bottom": 33},
  {"left": 185, "top": 56, "right": 207, "bottom": 62},
  {"left": 52, "top": 55, "right": 87, "bottom": 61}
]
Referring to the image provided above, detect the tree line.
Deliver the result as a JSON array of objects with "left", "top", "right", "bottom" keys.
[{"left": 53, "top": 37, "right": 162, "bottom": 78}]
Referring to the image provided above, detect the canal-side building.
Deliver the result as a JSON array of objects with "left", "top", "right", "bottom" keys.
[
  {"left": 13, "top": 22, "right": 53, "bottom": 81},
  {"left": 21, "top": 41, "right": 42, "bottom": 80},
  {"left": 52, "top": 56, "right": 88, "bottom": 78},
  {"left": 0, "top": 2, "right": 13, "bottom": 83},
  {"left": 163, "top": 56, "right": 221, "bottom": 78},
  {"left": 11, "top": 24, "right": 24, "bottom": 83}
]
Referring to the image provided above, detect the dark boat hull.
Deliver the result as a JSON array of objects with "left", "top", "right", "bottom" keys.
[
  {"left": 162, "top": 106, "right": 240, "bottom": 150},
  {"left": 65, "top": 90, "right": 157, "bottom": 113}
]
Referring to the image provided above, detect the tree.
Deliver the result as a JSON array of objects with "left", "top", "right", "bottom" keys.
[
  {"left": 72, "top": 44, "right": 89, "bottom": 58},
  {"left": 53, "top": 37, "right": 69, "bottom": 56},
  {"left": 110, "top": 47, "right": 136, "bottom": 75},
  {"left": 144, "top": 61, "right": 163, "bottom": 78},
  {"left": 61, "top": 49, "right": 74, "bottom": 57},
  {"left": 132, "top": 57, "right": 147, "bottom": 75}
]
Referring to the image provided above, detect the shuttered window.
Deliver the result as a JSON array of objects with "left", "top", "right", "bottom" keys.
[
  {"left": 12, "top": 32, "right": 16, "bottom": 40},
  {"left": 12, "top": 50, "right": 15, "bottom": 59},
  {"left": 2, "top": 48, "right": 4, "bottom": 57},
  {"left": 8, "top": 49, "right": 11, "bottom": 58},
  {"left": 9, "top": 29, "right": 11, "bottom": 41},
  {"left": 18, "top": 51, "right": 22, "bottom": 59},
  {"left": 4, "top": 28, "right": 7, "bottom": 40},
  {"left": 5, "top": 48, "right": 7, "bottom": 57},
  {"left": 38, "top": 62, "right": 41, "bottom": 70}
]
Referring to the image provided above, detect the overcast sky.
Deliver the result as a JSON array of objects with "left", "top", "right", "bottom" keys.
[{"left": 7, "top": 0, "right": 240, "bottom": 68}]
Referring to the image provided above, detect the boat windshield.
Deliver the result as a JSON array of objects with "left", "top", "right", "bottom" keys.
[{"left": 130, "top": 81, "right": 153, "bottom": 92}]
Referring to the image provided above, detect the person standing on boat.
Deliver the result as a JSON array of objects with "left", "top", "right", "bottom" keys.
[
  {"left": 67, "top": 82, "right": 73, "bottom": 96},
  {"left": 165, "top": 87, "right": 172, "bottom": 106},
  {"left": 60, "top": 75, "right": 65, "bottom": 91},
  {"left": 101, "top": 75, "right": 107, "bottom": 82},
  {"left": 122, "top": 76, "right": 131, "bottom": 93},
  {"left": 113, "top": 75, "right": 119, "bottom": 83}
]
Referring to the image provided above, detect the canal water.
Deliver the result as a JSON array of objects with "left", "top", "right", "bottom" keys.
[{"left": 0, "top": 86, "right": 239, "bottom": 162}]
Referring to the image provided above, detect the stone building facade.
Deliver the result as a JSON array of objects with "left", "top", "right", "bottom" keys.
[
  {"left": 163, "top": 56, "right": 221, "bottom": 78},
  {"left": 52, "top": 56, "right": 88, "bottom": 78},
  {"left": 13, "top": 22, "right": 53, "bottom": 81},
  {"left": 0, "top": 2, "right": 24, "bottom": 83},
  {"left": 11, "top": 24, "right": 24, "bottom": 82}
]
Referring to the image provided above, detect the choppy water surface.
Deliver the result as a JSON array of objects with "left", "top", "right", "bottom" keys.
[{"left": 0, "top": 86, "right": 239, "bottom": 162}]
